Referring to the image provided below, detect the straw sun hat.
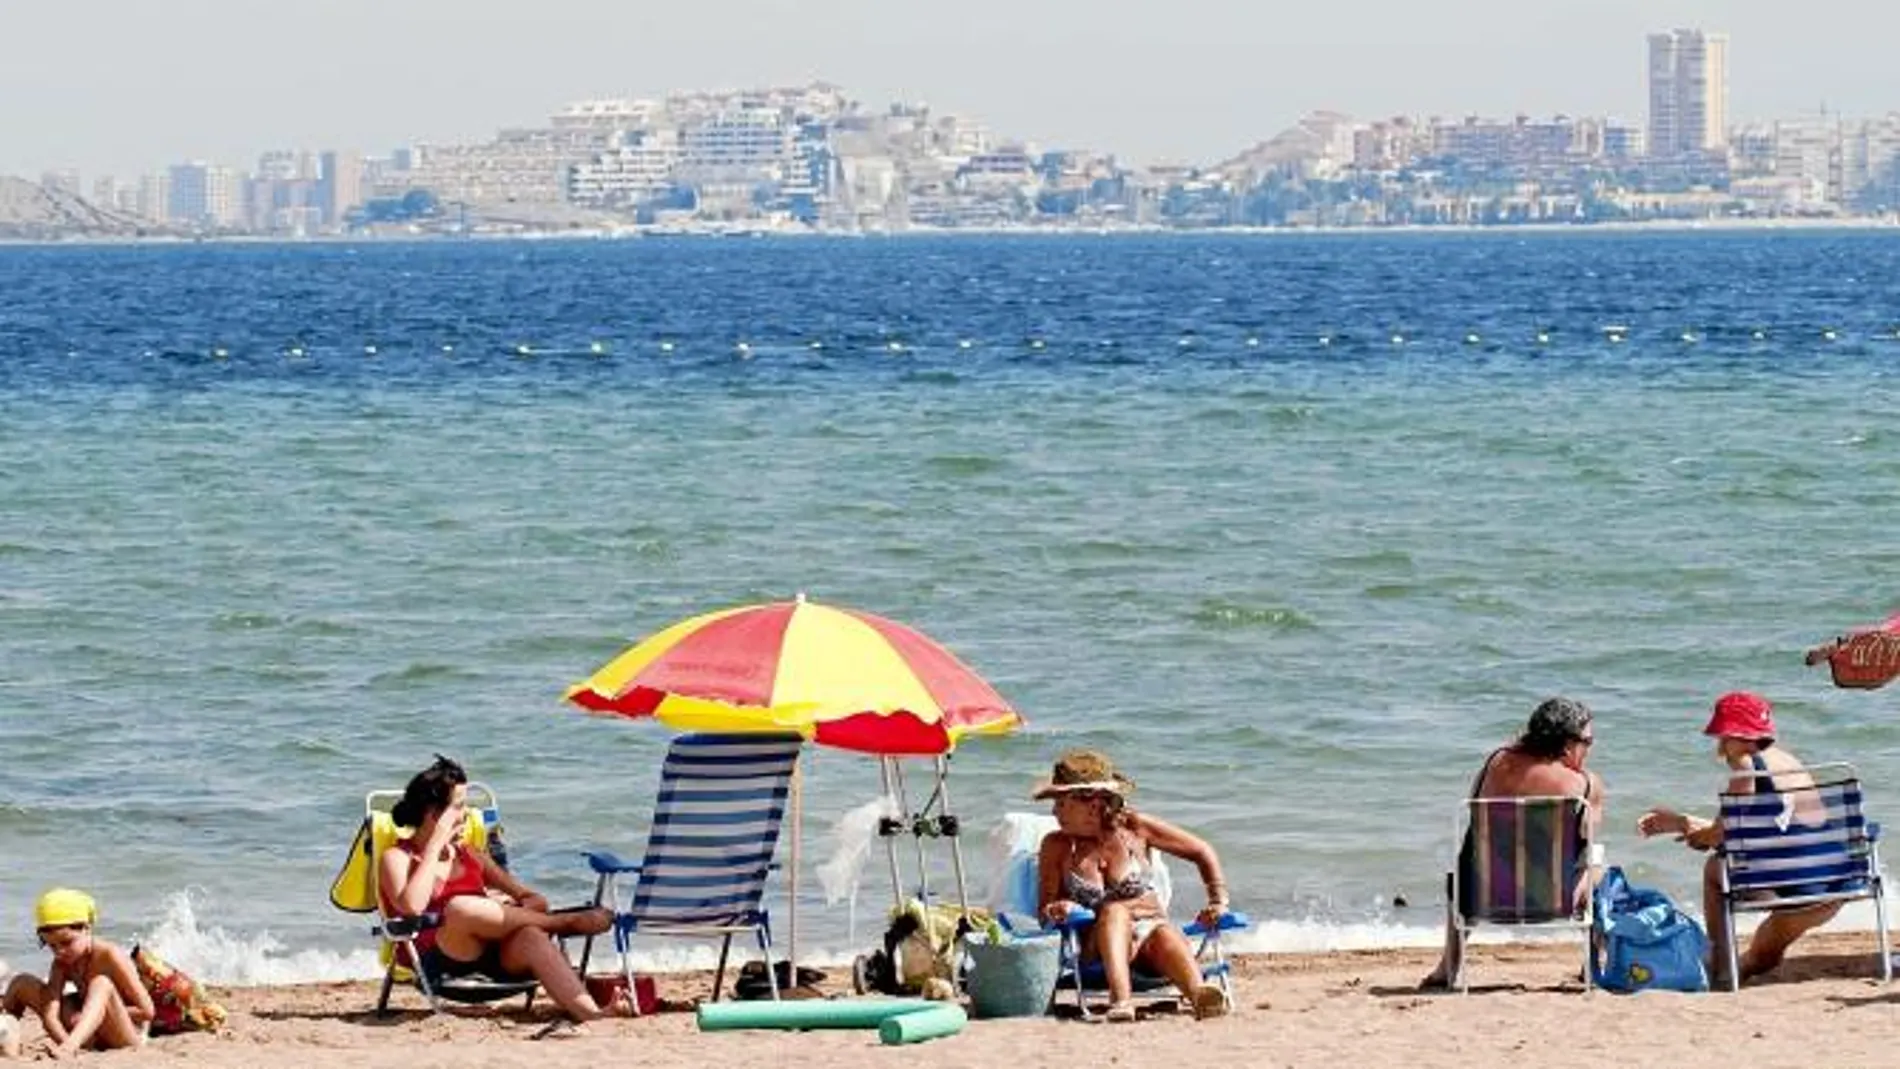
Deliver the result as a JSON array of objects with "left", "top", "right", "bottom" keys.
[{"left": 1030, "top": 749, "right": 1135, "bottom": 800}]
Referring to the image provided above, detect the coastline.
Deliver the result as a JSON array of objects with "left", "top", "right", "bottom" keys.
[
  {"left": 43, "top": 934, "right": 1900, "bottom": 1068},
  {"left": 3, "top": 213, "right": 1898, "bottom": 249}
]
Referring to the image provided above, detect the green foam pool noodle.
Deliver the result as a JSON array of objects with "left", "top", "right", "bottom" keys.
[
  {"left": 696, "top": 998, "right": 932, "bottom": 1032},
  {"left": 878, "top": 1004, "right": 967, "bottom": 1045}
]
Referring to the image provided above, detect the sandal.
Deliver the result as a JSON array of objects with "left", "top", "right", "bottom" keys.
[
  {"left": 1191, "top": 984, "right": 1230, "bottom": 1021},
  {"left": 1104, "top": 1002, "right": 1137, "bottom": 1024}
]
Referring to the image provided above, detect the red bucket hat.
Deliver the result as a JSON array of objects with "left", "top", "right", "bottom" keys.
[{"left": 1702, "top": 691, "right": 1776, "bottom": 740}]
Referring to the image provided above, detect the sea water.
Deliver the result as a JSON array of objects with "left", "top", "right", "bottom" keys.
[{"left": 3, "top": 232, "right": 1900, "bottom": 984}]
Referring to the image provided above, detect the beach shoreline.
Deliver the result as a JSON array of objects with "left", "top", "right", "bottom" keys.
[{"left": 28, "top": 934, "right": 1897, "bottom": 1068}]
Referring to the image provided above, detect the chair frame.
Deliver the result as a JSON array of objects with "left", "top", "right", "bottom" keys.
[
  {"left": 1449, "top": 794, "right": 1597, "bottom": 995},
  {"left": 364, "top": 783, "right": 540, "bottom": 1016},
  {"left": 1714, "top": 761, "right": 1892, "bottom": 992},
  {"left": 1046, "top": 906, "right": 1244, "bottom": 1020},
  {"left": 576, "top": 733, "right": 801, "bottom": 1011}
]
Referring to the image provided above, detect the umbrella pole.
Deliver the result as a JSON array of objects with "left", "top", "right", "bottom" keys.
[
  {"left": 787, "top": 752, "right": 802, "bottom": 984},
  {"left": 880, "top": 758, "right": 905, "bottom": 910},
  {"left": 894, "top": 760, "right": 931, "bottom": 907},
  {"left": 935, "top": 756, "right": 972, "bottom": 922}
]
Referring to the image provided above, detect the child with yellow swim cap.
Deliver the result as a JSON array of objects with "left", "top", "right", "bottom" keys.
[{"left": 1, "top": 889, "right": 154, "bottom": 1058}]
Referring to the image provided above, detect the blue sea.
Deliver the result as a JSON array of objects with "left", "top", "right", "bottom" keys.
[{"left": 3, "top": 232, "right": 1899, "bottom": 984}]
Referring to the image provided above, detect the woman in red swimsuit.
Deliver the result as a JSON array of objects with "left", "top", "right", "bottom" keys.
[{"left": 378, "top": 756, "right": 622, "bottom": 1024}]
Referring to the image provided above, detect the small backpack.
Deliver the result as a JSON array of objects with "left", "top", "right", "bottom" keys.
[{"left": 1590, "top": 866, "right": 1710, "bottom": 993}]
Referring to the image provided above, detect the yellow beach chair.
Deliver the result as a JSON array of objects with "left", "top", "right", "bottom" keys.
[{"left": 329, "top": 783, "right": 540, "bottom": 1015}]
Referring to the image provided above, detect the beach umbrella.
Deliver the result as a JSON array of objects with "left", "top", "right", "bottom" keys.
[
  {"left": 565, "top": 595, "right": 1021, "bottom": 753},
  {"left": 565, "top": 594, "right": 1022, "bottom": 981},
  {"left": 1804, "top": 614, "right": 1900, "bottom": 690}
]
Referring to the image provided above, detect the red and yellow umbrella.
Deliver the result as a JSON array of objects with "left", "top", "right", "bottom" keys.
[{"left": 564, "top": 597, "right": 1021, "bottom": 754}]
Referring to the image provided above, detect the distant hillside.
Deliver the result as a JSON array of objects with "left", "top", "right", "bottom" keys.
[{"left": 0, "top": 176, "right": 165, "bottom": 239}]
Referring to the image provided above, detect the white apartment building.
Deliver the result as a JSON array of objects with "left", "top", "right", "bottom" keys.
[
  {"left": 1648, "top": 29, "right": 1729, "bottom": 159},
  {"left": 168, "top": 162, "right": 244, "bottom": 228},
  {"left": 409, "top": 127, "right": 615, "bottom": 204},
  {"left": 568, "top": 130, "right": 685, "bottom": 207},
  {"left": 680, "top": 110, "right": 794, "bottom": 180}
]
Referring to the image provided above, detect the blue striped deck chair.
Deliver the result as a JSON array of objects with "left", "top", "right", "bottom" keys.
[
  {"left": 578, "top": 733, "right": 802, "bottom": 1009},
  {"left": 989, "top": 815, "right": 1250, "bottom": 1021},
  {"left": 1449, "top": 796, "right": 1597, "bottom": 994},
  {"left": 1715, "top": 761, "right": 1892, "bottom": 992}
]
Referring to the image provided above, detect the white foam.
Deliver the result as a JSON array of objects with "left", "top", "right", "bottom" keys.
[{"left": 139, "top": 891, "right": 381, "bottom": 987}]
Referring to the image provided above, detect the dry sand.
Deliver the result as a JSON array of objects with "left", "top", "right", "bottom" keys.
[{"left": 15, "top": 934, "right": 1900, "bottom": 1068}]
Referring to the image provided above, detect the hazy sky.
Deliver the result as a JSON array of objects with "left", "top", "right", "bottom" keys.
[{"left": 3, "top": 0, "right": 1896, "bottom": 178}]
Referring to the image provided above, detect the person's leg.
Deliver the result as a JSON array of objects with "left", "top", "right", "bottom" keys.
[
  {"left": 1132, "top": 924, "right": 1200, "bottom": 997},
  {"left": 495, "top": 928, "right": 621, "bottom": 1023},
  {"left": 1420, "top": 873, "right": 1464, "bottom": 988},
  {"left": 1742, "top": 902, "right": 1843, "bottom": 980},
  {"left": 0, "top": 975, "right": 43, "bottom": 1020},
  {"left": 435, "top": 898, "right": 610, "bottom": 961},
  {"left": 54, "top": 975, "right": 141, "bottom": 1054},
  {"left": 1090, "top": 902, "right": 1136, "bottom": 1011}
]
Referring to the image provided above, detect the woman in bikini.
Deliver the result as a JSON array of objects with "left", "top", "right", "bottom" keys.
[
  {"left": 1034, "top": 750, "right": 1232, "bottom": 1022},
  {"left": 378, "top": 756, "right": 624, "bottom": 1026}
]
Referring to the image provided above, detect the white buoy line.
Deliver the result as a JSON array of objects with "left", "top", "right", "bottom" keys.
[{"left": 145, "top": 326, "right": 1900, "bottom": 364}]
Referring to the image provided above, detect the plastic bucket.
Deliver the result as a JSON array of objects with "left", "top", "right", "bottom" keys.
[{"left": 963, "top": 935, "right": 1060, "bottom": 1019}]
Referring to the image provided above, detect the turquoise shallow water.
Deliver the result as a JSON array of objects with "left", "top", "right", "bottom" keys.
[{"left": 3, "top": 233, "right": 1899, "bottom": 981}]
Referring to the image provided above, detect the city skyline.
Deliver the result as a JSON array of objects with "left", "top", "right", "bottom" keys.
[{"left": 5, "top": 1, "right": 1900, "bottom": 178}]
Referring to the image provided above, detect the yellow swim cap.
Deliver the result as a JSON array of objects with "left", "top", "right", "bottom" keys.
[{"left": 34, "top": 888, "right": 97, "bottom": 930}]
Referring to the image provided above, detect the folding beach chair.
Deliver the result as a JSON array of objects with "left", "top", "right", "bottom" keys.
[
  {"left": 1714, "top": 761, "right": 1891, "bottom": 992},
  {"left": 329, "top": 783, "right": 541, "bottom": 1016},
  {"left": 990, "top": 813, "right": 1249, "bottom": 1021},
  {"left": 1448, "top": 795, "right": 1597, "bottom": 994},
  {"left": 578, "top": 733, "right": 802, "bottom": 1008}
]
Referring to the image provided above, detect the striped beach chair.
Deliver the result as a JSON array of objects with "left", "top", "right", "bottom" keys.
[
  {"left": 1714, "top": 761, "right": 1891, "bottom": 992},
  {"left": 1449, "top": 795, "right": 1596, "bottom": 993},
  {"left": 579, "top": 733, "right": 802, "bottom": 1008}
]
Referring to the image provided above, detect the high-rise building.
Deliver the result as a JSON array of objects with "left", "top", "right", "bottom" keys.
[
  {"left": 168, "top": 162, "right": 244, "bottom": 228},
  {"left": 1647, "top": 29, "right": 1729, "bottom": 160},
  {"left": 319, "top": 151, "right": 365, "bottom": 227},
  {"left": 136, "top": 172, "right": 172, "bottom": 223}
]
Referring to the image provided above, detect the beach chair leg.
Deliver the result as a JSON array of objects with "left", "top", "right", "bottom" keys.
[
  {"left": 1060, "top": 928, "right": 1090, "bottom": 1020},
  {"left": 757, "top": 927, "right": 780, "bottom": 1001},
  {"left": 579, "top": 872, "right": 611, "bottom": 976},
  {"left": 711, "top": 933, "right": 734, "bottom": 1001},
  {"left": 1723, "top": 899, "right": 1742, "bottom": 993},
  {"left": 1874, "top": 877, "right": 1893, "bottom": 983},
  {"left": 1454, "top": 922, "right": 1470, "bottom": 995},
  {"left": 375, "top": 967, "right": 397, "bottom": 1017}
]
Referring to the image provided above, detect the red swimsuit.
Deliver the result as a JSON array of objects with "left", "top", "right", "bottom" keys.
[{"left": 380, "top": 841, "right": 487, "bottom": 954}]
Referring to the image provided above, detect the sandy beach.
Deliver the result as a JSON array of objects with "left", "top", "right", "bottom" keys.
[{"left": 13, "top": 934, "right": 1892, "bottom": 1068}]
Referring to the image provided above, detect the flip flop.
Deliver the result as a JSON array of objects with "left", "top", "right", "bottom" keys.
[{"left": 1191, "top": 984, "right": 1230, "bottom": 1021}]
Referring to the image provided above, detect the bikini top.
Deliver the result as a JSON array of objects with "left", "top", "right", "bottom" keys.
[{"left": 1060, "top": 831, "right": 1156, "bottom": 909}]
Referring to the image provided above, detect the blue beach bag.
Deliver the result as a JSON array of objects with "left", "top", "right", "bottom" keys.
[{"left": 1591, "top": 866, "right": 1710, "bottom": 993}]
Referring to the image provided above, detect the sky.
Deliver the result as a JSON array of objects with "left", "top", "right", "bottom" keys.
[{"left": 2, "top": 0, "right": 1897, "bottom": 179}]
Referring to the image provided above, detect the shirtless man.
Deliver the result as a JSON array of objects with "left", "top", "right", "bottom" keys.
[
  {"left": 1422, "top": 697, "right": 1606, "bottom": 989},
  {"left": 1, "top": 889, "right": 153, "bottom": 1060}
]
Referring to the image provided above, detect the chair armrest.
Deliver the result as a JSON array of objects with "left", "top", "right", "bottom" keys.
[
  {"left": 378, "top": 911, "right": 443, "bottom": 940},
  {"left": 1183, "top": 910, "right": 1251, "bottom": 937},
  {"left": 1870, "top": 822, "right": 1882, "bottom": 843},
  {"left": 584, "top": 850, "right": 643, "bottom": 875},
  {"left": 1042, "top": 906, "right": 1096, "bottom": 931}
]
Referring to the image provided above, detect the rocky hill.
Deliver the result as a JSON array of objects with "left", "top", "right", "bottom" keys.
[{"left": 0, "top": 176, "right": 166, "bottom": 239}]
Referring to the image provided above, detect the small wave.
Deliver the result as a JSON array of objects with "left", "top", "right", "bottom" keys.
[
  {"left": 902, "top": 370, "right": 961, "bottom": 386},
  {"left": 924, "top": 454, "right": 1006, "bottom": 477},
  {"left": 211, "top": 611, "right": 289, "bottom": 632},
  {"left": 368, "top": 662, "right": 476, "bottom": 688},
  {"left": 1190, "top": 599, "right": 1316, "bottom": 631}
]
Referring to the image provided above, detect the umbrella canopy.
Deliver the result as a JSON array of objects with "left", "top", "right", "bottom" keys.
[
  {"left": 1805, "top": 614, "right": 1900, "bottom": 690},
  {"left": 565, "top": 598, "right": 1021, "bottom": 755}
]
